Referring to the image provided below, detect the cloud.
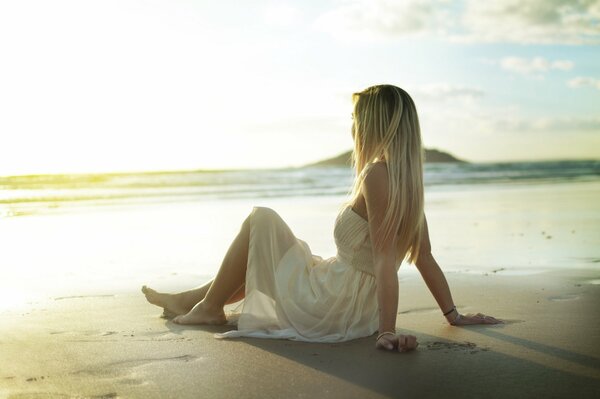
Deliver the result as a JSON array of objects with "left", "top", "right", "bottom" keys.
[
  {"left": 412, "top": 83, "right": 484, "bottom": 102},
  {"left": 416, "top": 94, "right": 600, "bottom": 139},
  {"left": 315, "top": 0, "right": 600, "bottom": 45},
  {"left": 568, "top": 76, "right": 600, "bottom": 90},
  {"left": 487, "top": 115, "right": 600, "bottom": 132},
  {"left": 456, "top": 0, "right": 600, "bottom": 45},
  {"left": 496, "top": 56, "right": 574, "bottom": 77},
  {"left": 417, "top": 99, "right": 600, "bottom": 162},
  {"left": 313, "top": 0, "right": 452, "bottom": 41}
]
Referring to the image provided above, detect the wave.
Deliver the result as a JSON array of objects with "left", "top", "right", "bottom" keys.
[{"left": 1, "top": 160, "right": 598, "bottom": 216}]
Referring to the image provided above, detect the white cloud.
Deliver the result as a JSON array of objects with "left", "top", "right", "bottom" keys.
[
  {"left": 456, "top": 0, "right": 600, "bottom": 45},
  {"left": 412, "top": 83, "right": 484, "bottom": 102},
  {"left": 418, "top": 100, "right": 600, "bottom": 162},
  {"left": 551, "top": 60, "right": 576, "bottom": 71},
  {"left": 498, "top": 56, "right": 574, "bottom": 76},
  {"left": 313, "top": 0, "right": 452, "bottom": 42},
  {"left": 489, "top": 115, "right": 600, "bottom": 132},
  {"left": 315, "top": 0, "right": 600, "bottom": 45},
  {"left": 568, "top": 76, "right": 600, "bottom": 90}
]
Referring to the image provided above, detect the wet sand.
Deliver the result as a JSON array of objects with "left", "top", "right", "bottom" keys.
[{"left": 1, "top": 269, "right": 599, "bottom": 398}]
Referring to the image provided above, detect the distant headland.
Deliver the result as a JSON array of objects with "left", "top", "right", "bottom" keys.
[{"left": 304, "top": 148, "right": 465, "bottom": 167}]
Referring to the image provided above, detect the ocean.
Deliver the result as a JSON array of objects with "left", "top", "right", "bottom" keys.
[
  {"left": 1, "top": 160, "right": 598, "bottom": 218},
  {"left": 0, "top": 160, "right": 598, "bottom": 308}
]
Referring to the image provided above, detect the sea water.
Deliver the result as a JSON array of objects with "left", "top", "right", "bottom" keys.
[
  {"left": 1, "top": 160, "right": 598, "bottom": 217},
  {"left": 0, "top": 161, "right": 598, "bottom": 308}
]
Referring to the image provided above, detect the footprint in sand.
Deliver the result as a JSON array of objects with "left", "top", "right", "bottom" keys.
[
  {"left": 139, "top": 331, "right": 186, "bottom": 341},
  {"left": 25, "top": 376, "right": 48, "bottom": 382},
  {"left": 74, "top": 354, "right": 199, "bottom": 377},
  {"left": 117, "top": 374, "right": 147, "bottom": 386},
  {"left": 548, "top": 294, "right": 580, "bottom": 302},
  {"left": 72, "top": 330, "right": 121, "bottom": 337},
  {"left": 70, "top": 355, "right": 201, "bottom": 392},
  {"left": 425, "top": 341, "right": 490, "bottom": 354},
  {"left": 91, "top": 394, "right": 118, "bottom": 399}
]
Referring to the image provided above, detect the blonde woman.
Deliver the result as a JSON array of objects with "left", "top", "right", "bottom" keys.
[{"left": 142, "top": 84, "right": 501, "bottom": 352}]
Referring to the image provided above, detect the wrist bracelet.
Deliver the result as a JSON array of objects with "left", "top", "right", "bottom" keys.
[
  {"left": 443, "top": 305, "right": 456, "bottom": 316},
  {"left": 376, "top": 331, "right": 396, "bottom": 341}
]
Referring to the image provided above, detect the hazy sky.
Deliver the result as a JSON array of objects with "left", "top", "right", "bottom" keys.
[{"left": 1, "top": 0, "right": 599, "bottom": 175}]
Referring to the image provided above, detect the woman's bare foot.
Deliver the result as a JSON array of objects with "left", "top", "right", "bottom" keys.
[
  {"left": 172, "top": 300, "right": 227, "bottom": 325},
  {"left": 160, "top": 308, "right": 178, "bottom": 320},
  {"left": 142, "top": 285, "right": 189, "bottom": 317}
]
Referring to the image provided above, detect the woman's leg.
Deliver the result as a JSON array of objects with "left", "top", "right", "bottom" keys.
[
  {"left": 172, "top": 213, "right": 251, "bottom": 325},
  {"left": 142, "top": 279, "right": 246, "bottom": 317},
  {"left": 227, "top": 283, "right": 246, "bottom": 304}
]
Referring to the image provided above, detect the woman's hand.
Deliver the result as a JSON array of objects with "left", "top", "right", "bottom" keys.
[
  {"left": 375, "top": 334, "right": 418, "bottom": 352},
  {"left": 450, "top": 312, "right": 503, "bottom": 326}
]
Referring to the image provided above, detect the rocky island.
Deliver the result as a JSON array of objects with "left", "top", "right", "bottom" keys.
[{"left": 305, "top": 148, "right": 465, "bottom": 167}]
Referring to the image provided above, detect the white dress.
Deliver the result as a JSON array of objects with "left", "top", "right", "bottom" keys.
[{"left": 214, "top": 203, "right": 387, "bottom": 342}]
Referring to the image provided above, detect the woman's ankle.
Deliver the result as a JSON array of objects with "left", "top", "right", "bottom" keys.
[{"left": 199, "top": 299, "right": 224, "bottom": 314}]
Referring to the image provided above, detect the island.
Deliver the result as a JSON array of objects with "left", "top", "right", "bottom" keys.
[{"left": 304, "top": 148, "right": 465, "bottom": 167}]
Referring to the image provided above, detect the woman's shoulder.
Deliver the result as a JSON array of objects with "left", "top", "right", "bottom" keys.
[
  {"left": 359, "top": 159, "right": 386, "bottom": 174},
  {"left": 361, "top": 161, "right": 388, "bottom": 184},
  {"left": 360, "top": 161, "right": 389, "bottom": 198}
]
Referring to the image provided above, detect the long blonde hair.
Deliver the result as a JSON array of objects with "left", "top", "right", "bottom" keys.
[{"left": 345, "top": 84, "right": 424, "bottom": 264}]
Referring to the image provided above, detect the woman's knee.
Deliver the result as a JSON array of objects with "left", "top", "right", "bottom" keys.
[{"left": 248, "top": 206, "right": 277, "bottom": 226}]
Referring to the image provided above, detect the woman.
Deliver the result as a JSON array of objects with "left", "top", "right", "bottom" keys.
[{"left": 142, "top": 84, "right": 501, "bottom": 352}]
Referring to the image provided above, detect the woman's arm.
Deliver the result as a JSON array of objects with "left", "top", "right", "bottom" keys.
[
  {"left": 363, "top": 163, "right": 418, "bottom": 351},
  {"left": 416, "top": 214, "right": 502, "bottom": 325},
  {"left": 415, "top": 215, "right": 457, "bottom": 321}
]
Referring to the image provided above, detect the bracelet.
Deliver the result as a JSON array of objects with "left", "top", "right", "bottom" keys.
[
  {"left": 376, "top": 331, "right": 396, "bottom": 341},
  {"left": 442, "top": 305, "right": 456, "bottom": 316}
]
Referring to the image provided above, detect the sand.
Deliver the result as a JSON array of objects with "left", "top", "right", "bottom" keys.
[
  {"left": 1, "top": 180, "right": 599, "bottom": 398},
  {"left": 1, "top": 269, "right": 599, "bottom": 399}
]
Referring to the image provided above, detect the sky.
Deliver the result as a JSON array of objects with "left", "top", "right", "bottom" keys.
[{"left": 0, "top": 0, "right": 599, "bottom": 175}]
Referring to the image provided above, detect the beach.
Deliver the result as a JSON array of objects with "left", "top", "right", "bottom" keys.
[
  {"left": 2, "top": 0, "right": 599, "bottom": 396},
  {"left": 1, "top": 270, "right": 599, "bottom": 398},
  {"left": 1, "top": 167, "right": 599, "bottom": 398}
]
